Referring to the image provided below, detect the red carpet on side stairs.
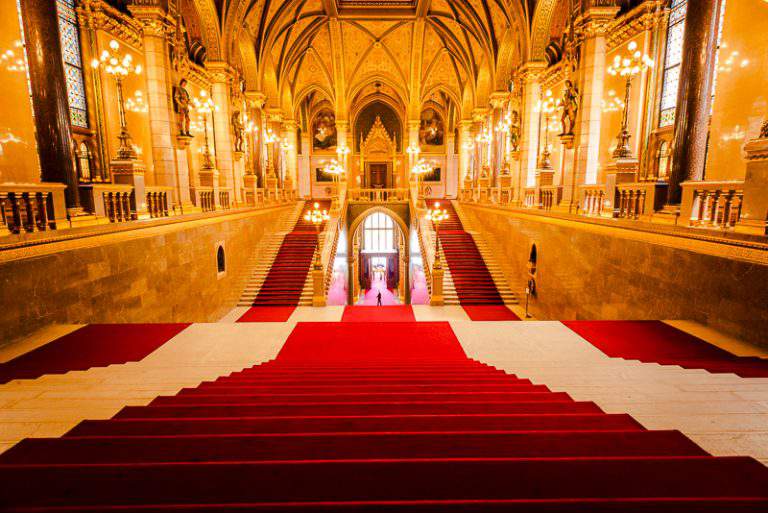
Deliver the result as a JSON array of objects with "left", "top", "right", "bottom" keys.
[
  {"left": 431, "top": 202, "right": 519, "bottom": 321},
  {"left": 238, "top": 201, "right": 331, "bottom": 323},
  {"left": 2, "top": 321, "right": 768, "bottom": 512},
  {"left": 0, "top": 324, "right": 188, "bottom": 384},
  {"left": 564, "top": 320, "right": 768, "bottom": 378}
]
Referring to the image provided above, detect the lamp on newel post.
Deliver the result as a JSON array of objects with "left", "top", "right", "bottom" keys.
[
  {"left": 426, "top": 202, "right": 448, "bottom": 270},
  {"left": 93, "top": 39, "right": 142, "bottom": 161},
  {"left": 323, "top": 158, "right": 345, "bottom": 212},
  {"left": 607, "top": 41, "right": 653, "bottom": 160},
  {"left": 304, "top": 202, "right": 330, "bottom": 271},
  {"left": 192, "top": 90, "right": 217, "bottom": 171},
  {"left": 93, "top": 39, "right": 147, "bottom": 217},
  {"left": 411, "top": 158, "right": 432, "bottom": 209}
]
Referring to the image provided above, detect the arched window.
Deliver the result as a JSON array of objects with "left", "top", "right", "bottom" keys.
[
  {"left": 56, "top": 0, "right": 88, "bottom": 128},
  {"left": 362, "top": 212, "right": 395, "bottom": 252},
  {"left": 659, "top": 0, "right": 727, "bottom": 128},
  {"left": 659, "top": 0, "right": 688, "bottom": 128},
  {"left": 656, "top": 140, "right": 670, "bottom": 180},
  {"left": 77, "top": 142, "right": 91, "bottom": 181},
  {"left": 217, "top": 246, "right": 226, "bottom": 273}
]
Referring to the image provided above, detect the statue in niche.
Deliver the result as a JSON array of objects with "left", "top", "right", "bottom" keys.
[
  {"left": 419, "top": 108, "right": 444, "bottom": 146},
  {"left": 173, "top": 78, "right": 192, "bottom": 136},
  {"left": 312, "top": 109, "right": 337, "bottom": 150},
  {"left": 509, "top": 110, "right": 521, "bottom": 152},
  {"left": 231, "top": 110, "right": 245, "bottom": 152},
  {"left": 560, "top": 79, "right": 579, "bottom": 136}
]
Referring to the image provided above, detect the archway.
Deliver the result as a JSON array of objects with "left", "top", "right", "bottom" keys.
[{"left": 346, "top": 207, "right": 410, "bottom": 305}]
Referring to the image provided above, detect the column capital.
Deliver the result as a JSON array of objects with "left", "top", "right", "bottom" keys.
[
  {"left": 471, "top": 108, "right": 490, "bottom": 124},
  {"left": 489, "top": 91, "right": 510, "bottom": 110},
  {"left": 518, "top": 61, "right": 547, "bottom": 82},
  {"left": 335, "top": 119, "right": 350, "bottom": 130},
  {"left": 282, "top": 119, "right": 298, "bottom": 131},
  {"left": 245, "top": 91, "right": 267, "bottom": 109},
  {"left": 129, "top": 4, "right": 174, "bottom": 37},
  {"left": 407, "top": 119, "right": 421, "bottom": 130},
  {"left": 458, "top": 119, "right": 474, "bottom": 130},
  {"left": 577, "top": 5, "right": 620, "bottom": 38},
  {"left": 265, "top": 108, "right": 284, "bottom": 125},
  {"left": 206, "top": 61, "right": 236, "bottom": 84}
]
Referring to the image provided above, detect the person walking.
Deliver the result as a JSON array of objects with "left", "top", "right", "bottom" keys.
[{"left": 376, "top": 290, "right": 382, "bottom": 306}]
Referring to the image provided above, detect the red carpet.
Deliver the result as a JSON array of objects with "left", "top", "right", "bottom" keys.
[
  {"left": 342, "top": 305, "right": 416, "bottom": 322},
  {"left": 2, "top": 321, "right": 767, "bottom": 511},
  {"left": 244, "top": 200, "right": 330, "bottom": 311},
  {"left": 564, "top": 320, "right": 768, "bottom": 378},
  {"left": 431, "top": 202, "right": 512, "bottom": 310},
  {"left": 463, "top": 305, "right": 521, "bottom": 321},
  {"left": 0, "top": 324, "right": 188, "bottom": 384},
  {"left": 237, "top": 306, "right": 296, "bottom": 322}
]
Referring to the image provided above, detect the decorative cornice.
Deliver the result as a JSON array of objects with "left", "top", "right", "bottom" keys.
[
  {"left": 518, "top": 61, "right": 548, "bottom": 82},
  {"left": 606, "top": 0, "right": 665, "bottom": 50},
  {"left": 744, "top": 137, "right": 768, "bottom": 161},
  {"left": 206, "top": 61, "right": 236, "bottom": 84},
  {"left": 245, "top": 91, "right": 267, "bottom": 110},
  {"left": 78, "top": 0, "right": 143, "bottom": 48}
]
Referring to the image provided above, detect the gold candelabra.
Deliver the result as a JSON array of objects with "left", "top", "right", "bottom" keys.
[
  {"left": 192, "top": 90, "right": 216, "bottom": 169},
  {"left": 426, "top": 201, "right": 448, "bottom": 269},
  {"left": 607, "top": 41, "right": 654, "bottom": 159},
  {"left": 92, "top": 39, "right": 142, "bottom": 160},
  {"left": 304, "top": 202, "right": 330, "bottom": 270}
]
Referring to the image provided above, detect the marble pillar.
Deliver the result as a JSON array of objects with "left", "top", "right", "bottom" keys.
[
  {"left": 668, "top": 0, "right": 721, "bottom": 204},
  {"left": 282, "top": 119, "right": 298, "bottom": 193},
  {"left": 458, "top": 120, "right": 473, "bottom": 189},
  {"left": 574, "top": 7, "right": 617, "bottom": 187},
  {"left": 19, "top": 0, "right": 80, "bottom": 210},
  {"left": 209, "top": 64, "right": 236, "bottom": 205},
  {"left": 131, "top": 6, "right": 181, "bottom": 207},
  {"left": 520, "top": 64, "right": 545, "bottom": 189}
]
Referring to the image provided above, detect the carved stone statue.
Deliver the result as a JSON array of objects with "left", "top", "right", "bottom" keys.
[
  {"left": 173, "top": 78, "right": 191, "bottom": 136},
  {"left": 560, "top": 79, "right": 579, "bottom": 136},
  {"left": 232, "top": 110, "right": 245, "bottom": 153},
  {"left": 509, "top": 110, "right": 521, "bottom": 152},
  {"left": 760, "top": 118, "right": 768, "bottom": 139}
]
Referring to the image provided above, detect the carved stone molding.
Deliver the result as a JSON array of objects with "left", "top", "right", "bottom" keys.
[
  {"left": 78, "top": 0, "right": 143, "bottom": 48},
  {"left": 245, "top": 91, "right": 267, "bottom": 110}
]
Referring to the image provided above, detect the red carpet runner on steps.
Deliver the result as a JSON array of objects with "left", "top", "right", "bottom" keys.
[
  {"left": 565, "top": 320, "right": 768, "bottom": 378},
  {"left": 0, "top": 324, "right": 188, "bottom": 384},
  {"left": 431, "top": 202, "right": 518, "bottom": 321},
  {"left": 2, "top": 321, "right": 768, "bottom": 511},
  {"left": 238, "top": 200, "right": 331, "bottom": 322}
]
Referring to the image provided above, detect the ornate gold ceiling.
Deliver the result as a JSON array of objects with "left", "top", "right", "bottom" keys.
[{"left": 181, "top": 0, "right": 571, "bottom": 122}]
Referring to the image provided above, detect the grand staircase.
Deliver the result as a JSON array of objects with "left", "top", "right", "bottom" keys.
[
  {"left": 433, "top": 202, "right": 517, "bottom": 306},
  {"left": 2, "top": 321, "right": 767, "bottom": 511},
  {"left": 238, "top": 200, "right": 330, "bottom": 307}
]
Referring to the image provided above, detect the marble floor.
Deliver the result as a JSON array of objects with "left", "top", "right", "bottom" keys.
[{"left": 1, "top": 308, "right": 766, "bottom": 467}]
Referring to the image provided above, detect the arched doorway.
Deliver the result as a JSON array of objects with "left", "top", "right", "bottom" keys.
[{"left": 349, "top": 210, "right": 409, "bottom": 305}]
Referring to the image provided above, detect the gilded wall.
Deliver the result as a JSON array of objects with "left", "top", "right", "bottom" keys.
[
  {"left": 0, "top": 205, "right": 293, "bottom": 344},
  {"left": 461, "top": 203, "right": 768, "bottom": 347},
  {"left": 705, "top": 0, "right": 768, "bottom": 181},
  {"left": 0, "top": 0, "right": 40, "bottom": 184}
]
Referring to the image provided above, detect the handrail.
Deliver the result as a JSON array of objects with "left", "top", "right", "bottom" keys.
[
  {"left": 348, "top": 188, "right": 409, "bottom": 202},
  {"left": 321, "top": 187, "right": 347, "bottom": 295},
  {"left": 409, "top": 186, "right": 433, "bottom": 296}
]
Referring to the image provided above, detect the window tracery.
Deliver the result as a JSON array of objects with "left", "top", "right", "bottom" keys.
[{"left": 56, "top": 0, "right": 88, "bottom": 128}]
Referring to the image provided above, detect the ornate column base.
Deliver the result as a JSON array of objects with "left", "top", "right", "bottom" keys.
[
  {"left": 603, "top": 157, "right": 639, "bottom": 217},
  {"left": 430, "top": 266, "right": 444, "bottom": 306},
  {"left": 736, "top": 138, "right": 768, "bottom": 234},
  {"left": 111, "top": 157, "right": 149, "bottom": 219}
]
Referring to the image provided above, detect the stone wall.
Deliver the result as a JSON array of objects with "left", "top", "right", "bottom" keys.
[
  {"left": 461, "top": 204, "right": 768, "bottom": 347},
  {"left": 0, "top": 205, "right": 294, "bottom": 344}
]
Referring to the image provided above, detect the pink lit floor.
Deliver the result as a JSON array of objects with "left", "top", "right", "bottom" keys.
[{"left": 325, "top": 268, "right": 431, "bottom": 306}]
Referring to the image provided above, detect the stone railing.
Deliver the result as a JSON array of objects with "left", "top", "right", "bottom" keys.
[
  {"left": 578, "top": 184, "right": 606, "bottom": 217},
  {"left": 321, "top": 191, "right": 347, "bottom": 302},
  {"left": 198, "top": 188, "right": 215, "bottom": 213},
  {"left": 0, "top": 184, "right": 66, "bottom": 234},
  {"left": 348, "top": 188, "right": 409, "bottom": 203},
  {"left": 82, "top": 183, "right": 135, "bottom": 223},
  {"left": 145, "top": 186, "right": 172, "bottom": 218},
  {"left": 409, "top": 191, "right": 433, "bottom": 297},
  {"left": 539, "top": 185, "right": 562, "bottom": 211},
  {"left": 219, "top": 191, "right": 231, "bottom": 210},
  {"left": 616, "top": 182, "right": 668, "bottom": 220},
  {"left": 681, "top": 180, "right": 744, "bottom": 230},
  {"left": 522, "top": 187, "right": 536, "bottom": 208}
]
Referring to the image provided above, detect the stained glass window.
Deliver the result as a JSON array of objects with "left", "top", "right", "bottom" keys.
[
  {"left": 659, "top": 0, "right": 688, "bottom": 127},
  {"left": 56, "top": 0, "right": 88, "bottom": 128}
]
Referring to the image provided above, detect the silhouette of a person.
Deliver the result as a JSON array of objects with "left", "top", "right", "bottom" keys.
[{"left": 376, "top": 291, "right": 382, "bottom": 306}]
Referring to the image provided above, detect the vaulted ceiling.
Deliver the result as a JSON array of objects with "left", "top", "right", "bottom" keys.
[{"left": 181, "top": 0, "right": 578, "bottom": 121}]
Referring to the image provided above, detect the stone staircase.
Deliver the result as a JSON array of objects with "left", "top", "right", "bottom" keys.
[
  {"left": 447, "top": 200, "right": 519, "bottom": 306},
  {"left": 237, "top": 202, "right": 313, "bottom": 307}
]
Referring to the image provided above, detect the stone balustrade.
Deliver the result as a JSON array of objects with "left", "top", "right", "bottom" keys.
[
  {"left": 81, "top": 183, "right": 134, "bottom": 223},
  {"left": 198, "top": 189, "right": 215, "bottom": 212},
  {"left": 539, "top": 185, "right": 562, "bottom": 211},
  {"left": 219, "top": 191, "right": 231, "bottom": 210},
  {"left": 0, "top": 184, "right": 66, "bottom": 234},
  {"left": 348, "top": 188, "right": 409, "bottom": 203},
  {"left": 145, "top": 186, "right": 172, "bottom": 218},
  {"left": 523, "top": 187, "right": 536, "bottom": 208},
  {"left": 615, "top": 182, "right": 668, "bottom": 220},
  {"left": 681, "top": 180, "right": 744, "bottom": 230},
  {"left": 578, "top": 184, "right": 606, "bottom": 217}
]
